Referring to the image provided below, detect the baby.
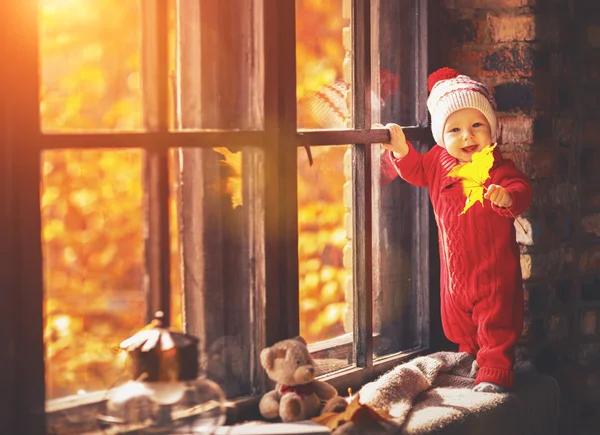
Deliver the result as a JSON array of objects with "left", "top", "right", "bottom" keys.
[{"left": 381, "top": 68, "right": 533, "bottom": 393}]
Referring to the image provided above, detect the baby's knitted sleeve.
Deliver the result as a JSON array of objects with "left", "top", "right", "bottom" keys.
[
  {"left": 386, "top": 142, "right": 438, "bottom": 188},
  {"left": 490, "top": 159, "right": 533, "bottom": 217}
]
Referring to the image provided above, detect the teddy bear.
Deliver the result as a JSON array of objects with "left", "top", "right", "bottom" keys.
[{"left": 259, "top": 336, "right": 338, "bottom": 422}]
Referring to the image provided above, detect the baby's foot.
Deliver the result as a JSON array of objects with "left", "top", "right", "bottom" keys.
[{"left": 473, "top": 382, "right": 505, "bottom": 393}]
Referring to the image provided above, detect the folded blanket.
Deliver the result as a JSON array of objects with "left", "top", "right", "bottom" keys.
[
  {"left": 358, "top": 352, "right": 476, "bottom": 425},
  {"left": 332, "top": 351, "right": 559, "bottom": 435}
]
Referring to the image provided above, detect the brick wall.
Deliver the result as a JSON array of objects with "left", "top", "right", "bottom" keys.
[{"left": 438, "top": 0, "right": 600, "bottom": 431}]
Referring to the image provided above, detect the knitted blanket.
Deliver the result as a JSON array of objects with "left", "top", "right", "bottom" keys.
[{"left": 332, "top": 352, "right": 560, "bottom": 435}]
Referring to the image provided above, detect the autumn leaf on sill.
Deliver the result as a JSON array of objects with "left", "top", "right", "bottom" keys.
[
  {"left": 447, "top": 144, "right": 496, "bottom": 215},
  {"left": 311, "top": 394, "right": 392, "bottom": 431}
]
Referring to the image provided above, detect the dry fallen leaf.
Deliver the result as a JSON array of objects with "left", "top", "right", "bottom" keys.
[{"left": 311, "top": 394, "right": 391, "bottom": 431}]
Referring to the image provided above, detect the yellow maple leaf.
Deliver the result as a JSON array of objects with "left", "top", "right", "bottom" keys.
[{"left": 447, "top": 144, "right": 496, "bottom": 215}]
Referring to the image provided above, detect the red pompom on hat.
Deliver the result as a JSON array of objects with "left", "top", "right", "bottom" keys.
[{"left": 427, "top": 67, "right": 461, "bottom": 92}]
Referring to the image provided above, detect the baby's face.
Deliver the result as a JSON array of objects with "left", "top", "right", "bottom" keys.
[{"left": 443, "top": 108, "right": 492, "bottom": 163}]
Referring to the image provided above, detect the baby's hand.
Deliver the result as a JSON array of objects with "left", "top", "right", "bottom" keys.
[
  {"left": 485, "top": 184, "right": 513, "bottom": 208},
  {"left": 375, "top": 123, "right": 409, "bottom": 158}
]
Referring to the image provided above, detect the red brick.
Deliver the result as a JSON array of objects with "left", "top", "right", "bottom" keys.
[
  {"left": 533, "top": 117, "right": 554, "bottom": 146},
  {"left": 493, "top": 82, "right": 534, "bottom": 111},
  {"left": 581, "top": 149, "right": 600, "bottom": 207},
  {"left": 582, "top": 213, "right": 600, "bottom": 237},
  {"left": 583, "top": 120, "right": 600, "bottom": 146},
  {"left": 583, "top": 49, "right": 600, "bottom": 80},
  {"left": 554, "top": 118, "right": 575, "bottom": 148},
  {"left": 518, "top": 213, "right": 573, "bottom": 247},
  {"left": 579, "top": 342, "right": 600, "bottom": 366},
  {"left": 581, "top": 311, "right": 598, "bottom": 337},
  {"left": 447, "top": 50, "right": 484, "bottom": 77},
  {"left": 504, "top": 151, "right": 556, "bottom": 179},
  {"left": 530, "top": 181, "right": 577, "bottom": 208},
  {"left": 497, "top": 116, "right": 534, "bottom": 144},
  {"left": 551, "top": 52, "right": 573, "bottom": 77},
  {"left": 535, "top": 14, "right": 560, "bottom": 46},
  {"left": 519, "top": 314, "right": 532, "bottom": 342},
  {"left": 525, "top": 283, "right": 553, "bottom": 314},
  {"left": 519, "top": 315, "right": 549, "bottom": 345},
  {"left": 583, "top": 372, "right": 600, "bottom": 397},
  {"left": 583, "top": 193, "right": 600, "bottom": 209},
  {"left": 524, "top": 247, "right": 575, "bottom": 279},
  {"left": 446, "top": 17, "right": 487, "bottom": 45},
  {"left": 581, "top": 276, "right": 600, "bottom": 302},
  {"left": 581, "top": 84, "right": 600, "bottom": 112},
  {"left": 481, "top": 44, "right": 534, "bottom": 77},
  {"left": 521, "top": 254, "right": 532, "bottom": 280},
  {"left": 548, "top": 313, "right": 569, "bottom": 341},
  {"left": 581, "top": 0, "right": 600, "bottom": 16},
  {"left": 532, "top": 76, "right": 557, "bottom": 112},
  {"left": 587, "top": 25, "right": 600, "bottom": 48},
  {"left": 489, "top": 14, "right": 536, "bottom": 42},
  {"left": 522, "top": 284, "right": 530, "bottom": 310},
  {"left": 580, "top": 247, "right": 600, "bottom": 272}
]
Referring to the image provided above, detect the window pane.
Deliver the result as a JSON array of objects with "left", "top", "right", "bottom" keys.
[
  {"left": 177, "top": 146, "right": 264, "bottom": 398},
  {"left": 372, "top": 142, "right": 428, "bottom": 358},
  {"left": 175, "top": 0, "right": 264, "bottom": 130},
  {"left": 298, "top": 146, "right": 354, "bottom": 375},
  {"left": 39, "top": 0, "right": 145, "bottom": 131},
  {"left": 42, "top": 149, "right": 145, "bottom": 401},
  {"left": 371, "top": 0, "right": 427, "bottom": 127},
  {"left": 296, "top": 0, "right": 352, "bottom": 130}
]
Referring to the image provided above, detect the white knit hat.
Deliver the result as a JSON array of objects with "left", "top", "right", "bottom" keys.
[{"left": 427, "top": 67, "right": 497, "bottom": 148}]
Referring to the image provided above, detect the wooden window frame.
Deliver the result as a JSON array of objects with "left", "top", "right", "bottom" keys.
[
  {"left": 296, "top": 0, "right": 435, "bottom": 394},
  {"left": 0, "top": 0, "right": 441, "bottom": 433}
]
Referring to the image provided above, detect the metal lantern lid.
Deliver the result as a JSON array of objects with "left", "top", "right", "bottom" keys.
[{"left": 119, "top": 312, "right": 199, "bottom": 382}]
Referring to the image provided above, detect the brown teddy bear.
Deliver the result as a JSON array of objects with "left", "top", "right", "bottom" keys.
[{"left": 259, "top": 336, "right": 338, "bottom": 422}]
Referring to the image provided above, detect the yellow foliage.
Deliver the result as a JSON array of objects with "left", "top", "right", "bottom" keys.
[{"left": 40, "top": 0, "right": 349, "bottom": 399}]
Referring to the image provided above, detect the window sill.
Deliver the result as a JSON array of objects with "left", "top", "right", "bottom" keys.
[
  {"left": 47, "top": 343, "right": 561, "bottom": 435},
  {"left": 226, "top": 361, "right": 560, "bottom": 435}
]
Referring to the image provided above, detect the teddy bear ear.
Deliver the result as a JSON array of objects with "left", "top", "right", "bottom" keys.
[
  {"left": 260, "top": 347, "right": 288, "bottom": 370},
  {"left": 291, "top": 336, "right": 307, "bottom": 346},
  {"left": 260, "top": 348, "right": 275, "bottom": 370}
]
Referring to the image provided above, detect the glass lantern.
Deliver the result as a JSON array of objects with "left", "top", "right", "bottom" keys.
[{"left": 96, "top": 312, "right": 227, "bottom": 434}]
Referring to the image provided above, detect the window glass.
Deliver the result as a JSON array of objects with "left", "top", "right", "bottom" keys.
[
  {"left": 296, "top": 0, "right": 351, "bottom": 130},
  {"left": 39, "top": 0, "right": 144, "bottom": 132},
  {"left": 42, "top": 149, "right": 146, "bottom": 402},
  {"left": 43, "top": 146, "right": 260, "bottom": 433},
  {"left": 298, "top": 145, "right": 354, "bottom": 374},
  {"left": 372, "top": 142, "right": 428, "bottom": 358},
  {"left": 371, "top": 0, "right": 426, "bottom": 127}
]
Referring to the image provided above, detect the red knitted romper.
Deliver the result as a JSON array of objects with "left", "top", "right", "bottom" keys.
[{"left": 383, "top": 144, "right": 532, "bottom": 388}]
